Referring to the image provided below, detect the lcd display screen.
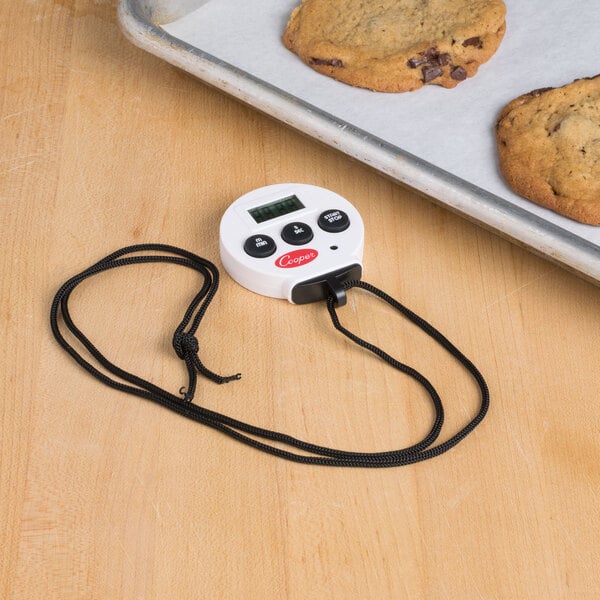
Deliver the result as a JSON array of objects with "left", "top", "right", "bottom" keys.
[{"left": 248, "top": 195, "right": 304, "bottom": 223}]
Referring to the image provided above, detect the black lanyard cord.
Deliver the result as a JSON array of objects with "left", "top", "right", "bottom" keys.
[
  {"left": 327, "top": 280, "right": 490, "bottom": 463},
  {"left": 50, "top": 244, "right": 489, "bottom": 468}
]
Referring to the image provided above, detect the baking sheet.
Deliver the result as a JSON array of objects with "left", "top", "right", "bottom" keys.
[{"left": 119, "top": 0, "right": 600, "bottom": 282}]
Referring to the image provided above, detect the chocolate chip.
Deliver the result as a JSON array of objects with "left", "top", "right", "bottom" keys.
[
  {"left": 450, "top": 66, "right": 467, "bottom": 81},
  {"left": 410, "top": 47, "right": 457, "bottom": 80},
  {"left": 462, "top": 36, "right": 483, "bottom": 49},
  {"left": 419, "top": 46, "right": 440, "bottom": 59},
  {"left": 407, "top": 56, "right": 428, "bottom": 68},
  {"left": 422, "top": 66, "right": 443, "bottom": 83},
  {"left": 310, "top": 57, "right": 343, "bottom": 67}
]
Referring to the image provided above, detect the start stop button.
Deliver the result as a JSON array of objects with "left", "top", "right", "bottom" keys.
[{"left": 318, "top": 210, "right": 350, "bottom": 233}]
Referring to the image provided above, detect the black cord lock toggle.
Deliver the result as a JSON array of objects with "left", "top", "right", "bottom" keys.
[
  {"left": 173, "top": 329, "right": 241, "bottom": 392},
  {"left": 173, "top": 331, "right": 199, "bottom": 360}
]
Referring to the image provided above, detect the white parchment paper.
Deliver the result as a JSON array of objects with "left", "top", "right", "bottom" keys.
[{"left": 163, "top": 0, "right": 600, "bottom": 245}]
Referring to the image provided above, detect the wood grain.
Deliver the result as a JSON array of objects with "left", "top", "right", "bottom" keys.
[{"left": 2, "top": 1, "right": 599, "bottom": 598}]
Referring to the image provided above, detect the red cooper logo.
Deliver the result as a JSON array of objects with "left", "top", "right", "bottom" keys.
[{"left": 275, "top": 249, "right": 318, "bottom": 269}]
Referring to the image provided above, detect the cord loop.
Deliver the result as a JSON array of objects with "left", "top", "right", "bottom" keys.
[{"left": 50, "top": 244, "right": 489, "bottom": 468}]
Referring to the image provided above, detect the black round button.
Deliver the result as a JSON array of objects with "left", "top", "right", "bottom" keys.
[
  {"left": 281, "top": 222, "right": 314, "bottom": 246},
  {"left": 243, "top": 234, "right": 276, "bottom": 258},
  {"left": 318, "top": 209, "right": 350, "bottom": 233}
]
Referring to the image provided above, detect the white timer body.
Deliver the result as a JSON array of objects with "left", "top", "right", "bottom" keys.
[{"left": 219, "top": 184, "right": 364, "bottom": 304}]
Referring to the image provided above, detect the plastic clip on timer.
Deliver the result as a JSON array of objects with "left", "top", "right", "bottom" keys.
[{"left": 50, "top": 184, "right": 489, "bottom": 468}]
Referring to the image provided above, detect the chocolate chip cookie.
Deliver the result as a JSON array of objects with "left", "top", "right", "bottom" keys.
[
  {"left": 496, "top": 75, "right": 600, "bottom": 226},
  {"left": 282, "top": 0, "right": 506, "bottom": 92}
]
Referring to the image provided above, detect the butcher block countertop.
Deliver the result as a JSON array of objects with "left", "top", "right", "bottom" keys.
[{"left": 1, "top": 2, "right": 599, "bottom": 598}]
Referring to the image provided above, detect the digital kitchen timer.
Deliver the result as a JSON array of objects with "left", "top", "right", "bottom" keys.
[{"left": 219, "top": 184, "right": 364, "bottom": 305}]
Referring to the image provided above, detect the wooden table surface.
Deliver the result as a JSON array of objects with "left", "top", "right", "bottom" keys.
[{"left": 2, "top": 2, "right": 599, "bottom": 598}]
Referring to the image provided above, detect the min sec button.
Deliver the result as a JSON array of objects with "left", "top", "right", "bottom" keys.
[
  {"left": 243, "top": 234, "right": 277, "bottom": 258},
  {"left": 281, "top": 222, "right": 314, "bottom": 246}
]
